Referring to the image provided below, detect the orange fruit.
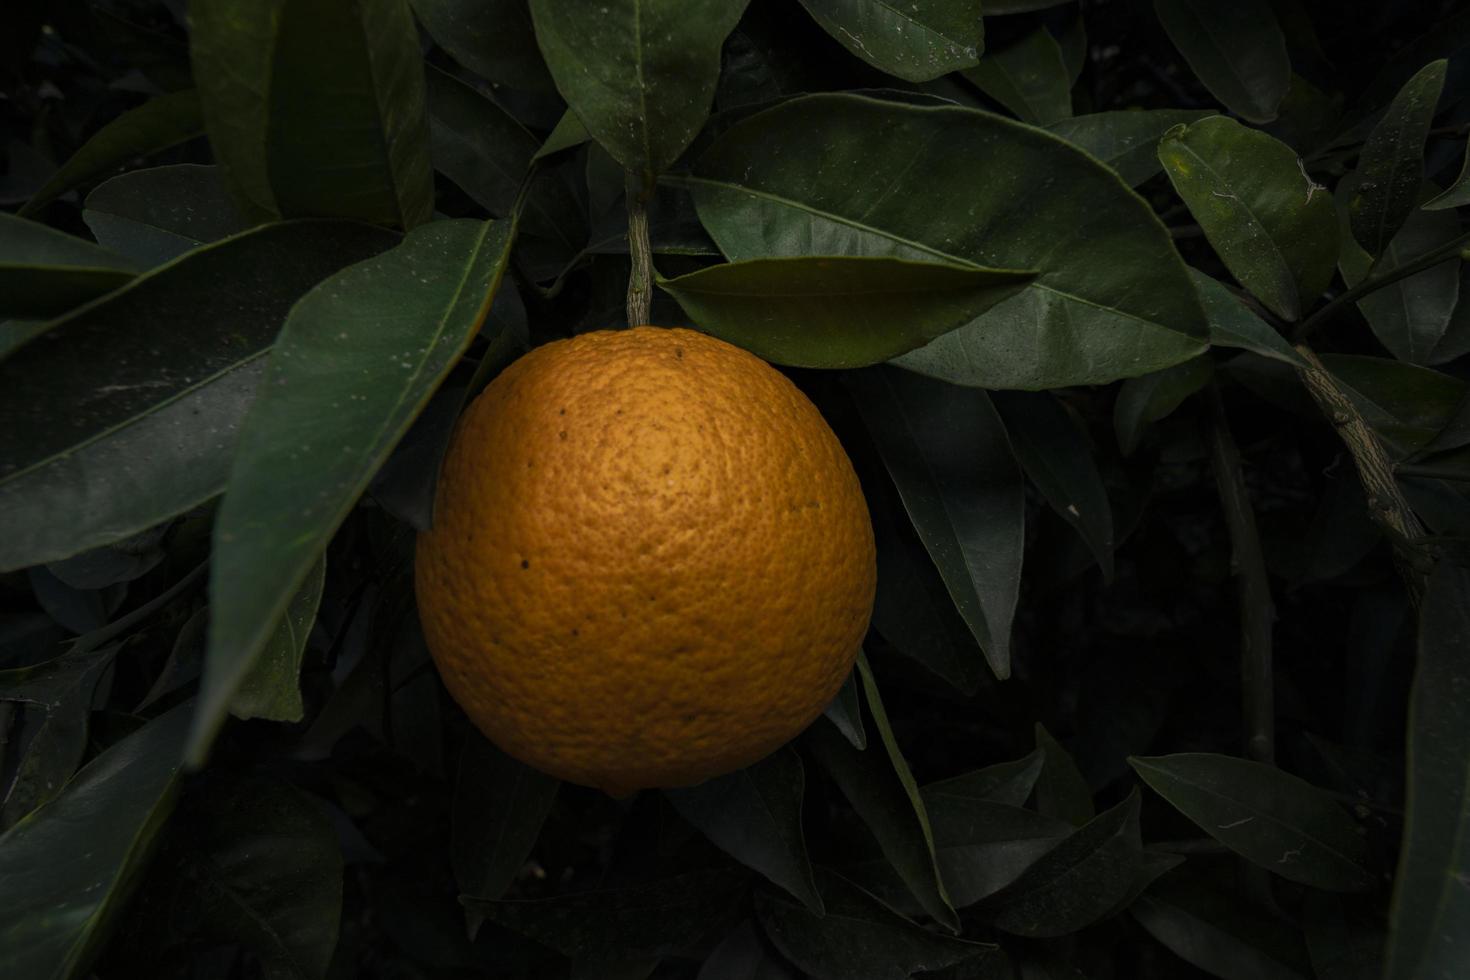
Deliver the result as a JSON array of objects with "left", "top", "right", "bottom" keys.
[{"left": 415, "top": 326, "right": 876, "bottom": 795}]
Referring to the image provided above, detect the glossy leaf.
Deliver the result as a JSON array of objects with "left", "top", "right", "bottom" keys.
[
  {"left": 985, "top": 789, "right": 1143, "bottom": 937},
  {"left": 805, "top": 653, "right": 957, "bottom": 931},
  {"left": 698, "top": 921, "right": 799, "bottom": 980},
  {"left": 527, "top": 0, "right": 749, "bottom": 175},
  {"left": 1132, "top": 878, "right": 1310, "bottom": 980},
  {"left": 0, "top": 221, "right": 398, "bottom": 573},
  {"left": 1349, "top": 60, "right": 1448, "bottom": 257},
  {"left": 963, "top": 28, "right": 1072, "bottom": 125},
  {"left": 823, "top": 670, "right": 866, "bottom": 750},
  {"left": 465, "top": 869, "right": 749, "bottom": 960},
  {"left": 1159, "top": 116, "right": 1338, "bottom": 321},
  {"left": 923, "top": 748, "right": 1046, "bottom": 810},
  {"left": 190, "top": 0, "right": 434, "bottom": 227},
  {"left": 658, "top": 256, "right": 1034, "bottom": 369},
  {"left": 844, "top": 368, "right": 1023, "bottom": 678},
  {"left": 425, "top": 66, "right": 539, "bottom": 218},
  {"left": 1033, "top": 723, "right": 1095, "bottom": 827},
  {"left": 191, "top": 219, "right": 513, "bottom": 764},
  {"left": 82, "top": 164, "right": 251, "bottom": 267},
  {"left": 691, "top": 94, "right": 1207, "bottom": 389},
  {"left": 667, "top": 748, "right": 820, "bottom": 912},
  {"left": 19, "top": 89, "right": 204, "bottom": 217},
  {"left": 1154, "top": 0, "right": 1290, "bottom": 123},
  {"left": 1047, "top": 109, "right": 1213, "bottom": 186},
  {"left": 1113, "top": 357, "right": 1213, "bottom": 456},
  {"left": 0, "top": 702, "right": 192, "bottom": 980},
  {"left": 1424, "top": 137, "right": 1470, "bottom": 210},
  {"left": 0, "top": 212, "right": 138, "bottom": 319},
  {"left": 757, "top": 869, "right": 992, "bottom": 980},
  {"left": 1191, "top": 269, "right": 1308, "bottom": 368},
  {"left": 536, "top": 110, "right": 593, "bottom": 162},
  {"left": 994, "top": 392, "right": 1114, "bottom": 578},
  {"left": 229, "top": 554, "right": 324, "bottom": 723},
  {"left": 797, "top": 0, "right": 981, "bottom": 83},
  {"left": 921, "top": 800, "right": 1073, "bottom": 909},
  {"left": 1130, "top": 753, "right": 1374, "bottom": 891},
  {"left": 409, "top": 0, "right": 555, "bottom": 91},
  {"left": 1384, "top": 563, "right": 1470, "bottom": 980}
]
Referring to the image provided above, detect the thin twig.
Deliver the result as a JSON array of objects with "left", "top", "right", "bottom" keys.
[
  {"left": 1206, "top": 384, "right": 1276, "bottom": 765},
  {"left": 624, "top": 169, "right": 655, "bottom": 327}
]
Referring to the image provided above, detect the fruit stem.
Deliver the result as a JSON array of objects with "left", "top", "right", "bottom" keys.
[{"left": 625, "top": 169, "right": 655, "bottom": 327}]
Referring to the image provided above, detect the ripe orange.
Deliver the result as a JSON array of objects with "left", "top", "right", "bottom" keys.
[{"left": 415, "top": 326, "right": 876, "bottom": 795}]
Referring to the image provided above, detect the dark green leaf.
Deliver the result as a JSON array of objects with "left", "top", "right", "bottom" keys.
[
  {"left": 190, "top": 0, "right": 434, "bottom": 227},
  {"left": 1129, "top": 753, "right": 1374, "bottom": 891},
  {"left": 1424, "top": 137, "right": 1470, "bottom": 210},
  {"left": 994, "top": 392, "right": 1114, "bottom": 579},
  {"left": 756, "top": 869, "right": 992, "bottom": 980},
  {"left": 667, "top": 748, "right": 821, "bottom": 912},
  {"left": 409, "top": 0, "right": 556, "bottom": 91},
  {"left": 528, "top": 0, "right": 749, "bottom": 175},
  {"left": 796, "top": 0, "right": 982, "bottom": 83},
  {"left": 19, "top": 90, "right": 204, "bottom": 217},
  {"left": 191, "top": 219, "right": 513, "bottom": 764},
  {"left": 1131, "top": 877, "right": 1310, "bottom": 980},
  {"left": 1033, "top": 723, "right": 1095, "bottom": 827},
  {"left": 0, "top": 702, "right": 192, "bottom": 980},
  {"left": 823, "top": 670, "right": 866, "bottom": 750},
  {"left": 844, "top": 368, "right": 1023, "bottom": 678},
  {"left": 82, "top": 164, "right": 251, "bottom": 267},
  {"left": 1349, "top": 60, "right": 1448, "bottom": 257},
  {"left": 1153, "top": 0, "right": 1290, "bottom": 123},
  {"left": 658, "top": 256, "right": 1034, "bottom": 369},
  {"left": 0, "top": 221, "right": 398, "bottom": 573},
  {"left": 0, "top": 211, "right": 138, "bottom": 319},
  {"left": 963, "top": 28, "right": 1072, "bottom": 125},
  {"left": 1159, "top": 116, "right": 1337, "bottom": 321},
  {"left": 425, "top": 65, "right": 539, "bottom": 218},
  {"left": 465, "top": 869, "right": 749, "bottom": 960},
  {"left": 535, "top": 110, "right": 593, "bottom": 162},
  {"left": 690, "top": 94, "right": 1207, "bottom": 389},
  {"left": 697, "top": 920, "right": 800, "bottom": 980},
  {"left": 228, "top": 553, "right": 324, "bottom": 723},
  {"left": 1384, "top": 562, "right": 1470, "bottom": 980},
  {"left": 921, "top": 800, "right": 1072, "bottom": 910},
  {"left": 1113, "top": 357, "right": 1213, "bottom": 456},
  {"left": 923, "top": 749, "right": 1046, "bottom": 810},
  {"left": 1047, "top": 110, "right": 1213, "bottom": 186},
  {"left": 1191, "top": 269, "right": 1309, "bottom": 367},
  {"left": 1322, "top": 353, "right": 1464, "bottom": 457},
  {"left": 1304, "top": 893, "right": 1385, "bottom": 980},
  {"left": 985, "top": 788, "right": 1143, "bottom": 937}
]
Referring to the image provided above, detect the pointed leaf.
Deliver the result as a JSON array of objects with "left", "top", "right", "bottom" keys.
[
  {"left": 823, "top": 670, "right": 866, "bottom": 750},
  {"left": 922, "top": 801, "right": 1073, "bottom": 909},
  {"left": 0, "top": 703, "right": 192, "bottom": 980},
  {"left": 190, "top": 0, "right": 434, "bottom": 227},
  {"left": 191, "top": 219, "right": 513, "bottom": 763},
  {"left": 0, "top": 212, "right": 138, "bottom": 319},
  {"left": 1129, "top": 753, "right": 1374, "bottom": 891},
  {"left": 1191, "top": 269, "right": 1309, "bottom": 368},
  {"left": 658, "top": 257, "right": 1034, "bottom": 369},
  {"left": 409, "top": 0, "right": 556, "bottom": 91},
  {"left": 528, "top": 0, "right": 749, "bottom": 175},
  {"left": 1423, "top": 137, "right": 1470, "bottom": 211},
  {"left": 1033, "top": 724, "right": 1095, "bottom": 827},
  {"left": 229, "top": 553, "right": 325, "bottom": 723},
  {"left": 82, "top": 164, "right": 251, "bottom": 267},
  {"left": 923, "top": 749, "right": 1046, "bottom": 810},
  {"left": 1159, "top": 116, "right": 1337, "bottom": 321},
  {"left": 1132, "top": 878, "right": 1310, "bottom": 980},
  {"left": 0, "top": 221, "right": 398, "bottom": 573},
  {"left": 1047, "top": 110, "right": 1214, "bottom": 186},
  {"left": 756, "top": 869, "right": 992, "bottom": 980},
  {"left": 1384, "top": 562, "right": 1470, "bottom": 980},
  {"left": 844, "top": 368, "right": 1023, "bottom": 678},
  {"left": 1349, "top": 59, "right": 1448, "bottom": 257},
  {"left": 796, "top": 0, "right": 981, "bottom": 83},
  {"left": 18, "top": 89, "right": 204, "bottom": 217},
  {"left": 1321, "top": 354, "right": 1464, "bottom": 458},
  {"left": 963, "top": 28, "right": 1072, "bottom": 125},
  {"left": 1113, "top": 357, "right": 1213, "bottom": 456},
  {"left": 1154, "top": 0, "right": 1290, "bottom": 123},
  {"left": 690, "top": 94, "right": 1207, "bottom": 389}
]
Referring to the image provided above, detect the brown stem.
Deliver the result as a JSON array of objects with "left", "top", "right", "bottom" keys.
[{"left": 624, "top": 169, "right": 654, "bottom": 327}]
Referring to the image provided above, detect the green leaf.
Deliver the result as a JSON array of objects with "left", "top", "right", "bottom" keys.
[
  {"left": 690, "top": 94, "right": 1207, "bottom": 389},
  {"left": 1153, "top": 0, "right": 1290, "bottom": 123},
  {"left": 190, "top": 0, "right": 434, "bottom": 228},
  {"left": 698, "top": 921, "right": 800, "bottom": 980},
  {"left": 1047, "top": 110, "right": 1214, "bottom": 186},
  {"left": 1384, "top": 562, "right": 1470, "bottom": 980},
  {"left": 228, "top": 553, "right": 324, "bottom": 723},
  {"left": 844, "top": 368, "right": 1023, "bottom": 678},
  {"left": 409, "top": 0, "right": 556, "bottom": 91},
  {"left": 0, "top": 212, "right": 139, "bottom": 319},
  {"left": 1129, "top": 753, "right": 1374, "bottom": 892},
  {"left": 756, "top": 869, "right": 993, "bottom": 980},
  {"left": 922, "top": 748, "right": 1046, "bottom": 810},
  {"left": 1424, "top": 137, "right": 1470, "bottom": 210},
  {"left": 796, "top": 0, "right": 982, "bottom": 83},
  {"left": 658, "top": 256, "right": 1034, "bottom": 369},
  {"left": 806, "top": 652, "right": 958, "bottom": 932},
  {"left": 452, "top": 735, "right": 559, "bottom": 932},
  {"left": 527, "top": 0, "right": 749, "bottom": 175},
  {"left": 1191, "top": 269, "right": 1309, "bottom": 368},
  {"left": 993, "top": 392, "right": 1114, "bottom": 579},
  {"left": 536, "top": 110, "right": 593, "bottom": 162},
  {"left": 920, "top": 800, "right": 1073, "bottom": 910},
  {"left": 18, "top": 89, "right": 204, "bottom": 217},
  {"left": 1348, "top": 59, "right": 1448, "bottom": 258},
  {"left": 424, "top": 65, "right": 539, "bottom": 218},
  {"left": 1113, "top": 357, "right": 1213, "bottom": 456},
  {"left": 667, "top": 748, "right": 821, "bottom": 913},
  {"left": 0, "top": 220, "right": 398, "bottom": 573},
  {"left": 1131, "top": 875, "right": 1310, "bottom": 980},
  {"left": 465, "top": 869, "right": 749, "bottom": 960},
  {"left": 963, "top": 28, "right": 1072, "bottom": 125},
  {"left": 1321, "top": 353, "right": 1465, "bottom": 457},
  {"left": 0, "top": 702, "right": 192, "bottom": 980},
  {"left": 823, "top": 670, "right": 866, "bottom": 750},
  {"left": 82, "top": 164, "right": 251, "bottom": 267},
  {"left": 1158, "top": 116, "right": 1338, "bottom": 321},
  {"left": 984, "top": 788, "right": 1143, "bottom": 937},
  {"left": 1033, "top": 723, "right": 1095, "bottom": 827},
  {"left": 190, "top": 219, "right": 513, "bottom": 764}
]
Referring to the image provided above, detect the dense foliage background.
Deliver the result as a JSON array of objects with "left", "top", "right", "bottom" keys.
[{"left": 3, "top": 0, "right": 1470, "bottom": 977}]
